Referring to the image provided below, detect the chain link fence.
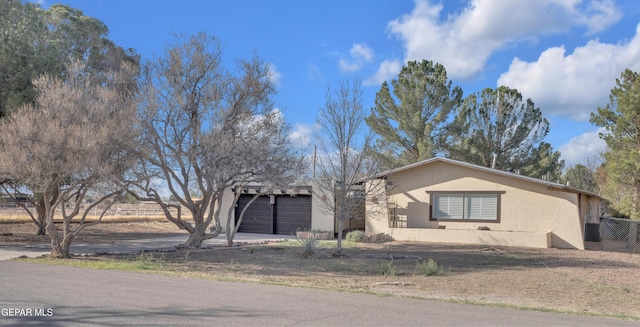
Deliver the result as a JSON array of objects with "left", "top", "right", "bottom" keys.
[{"left": 585, "top": 217, "right": 640, "bottom": 254}]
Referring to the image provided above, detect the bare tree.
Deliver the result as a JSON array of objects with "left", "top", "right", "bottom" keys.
[
  {"left": 315, "top": 79, "right": 379, "bottom": 256},
  {"left": 0, "top": 180, "right": 50, "bottom": 235},
  {"left": 223, "top": 111, "right": 306, "bottom": 246},
  {"left": 133, "top": 32, "right": 304, "bottom": 248},
  {"left": 0, "top": 60, "right": 139, "bottom": 258}
]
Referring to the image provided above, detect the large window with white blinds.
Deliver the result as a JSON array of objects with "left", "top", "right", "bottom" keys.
[{"left": 431, "top": 192, "right": 501, "bottom": 221}]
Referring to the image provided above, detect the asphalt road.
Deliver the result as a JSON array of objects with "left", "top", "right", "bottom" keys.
[{"left": 0, "top": 261, "right": 637, "bottom": 326}]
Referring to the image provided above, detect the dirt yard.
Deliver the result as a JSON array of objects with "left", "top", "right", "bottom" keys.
[
  {"left": 0, "top": 219, "right": 183, "bottom": 246},
  {"left": 2, "top": 220, "right": 640, "bottom": 320}
]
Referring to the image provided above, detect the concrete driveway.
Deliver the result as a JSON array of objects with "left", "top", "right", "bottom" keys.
[{"left": 0, "top": 233, "right": 295, "bottom": 260}]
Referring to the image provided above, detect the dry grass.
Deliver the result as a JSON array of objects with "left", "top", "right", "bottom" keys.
[
  {"left": 69, "top": 241, "right": 638, "bottom": 320},
  {"left": 5, "top": 221, "right": 640, "bottom": 320},
  {"left": 0, "top": 214, "right": 169, "bottom": 223},
  {"left": 0, "top": 209, "right": 182, "bottom": 226},
  {"left": 0, "top": 221, "right": 182, "bottom": 246},
  {"left": 0, "top": 209, "right": 35, "bottom": 222}
]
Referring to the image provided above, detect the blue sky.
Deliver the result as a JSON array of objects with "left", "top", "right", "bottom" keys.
[{"left": 40, "top": 0, "right": 640, "bottom": 168}]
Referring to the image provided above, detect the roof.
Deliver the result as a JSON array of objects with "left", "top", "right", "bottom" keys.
[{"left": 374, "top": 157, "right": 600, "bottom": 198}]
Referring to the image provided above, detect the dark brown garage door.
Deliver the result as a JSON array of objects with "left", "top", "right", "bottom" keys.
[
  {"left": 275, "top": 195, "right": 312, "bottom": 235},
  {"left": 235, "top": 194, "right": 312, "bottom": 235},
  {"left": 235, "top": 195, "right": 272, "bottom": 234}
]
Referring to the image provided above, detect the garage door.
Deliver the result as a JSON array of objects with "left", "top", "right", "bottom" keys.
[
  {"left": 235, "top": 194, "right": 312, "bottom": 235},
  {"left": 275, "top": 195, "right": 312, "bottom": 235},
  {"left": 235, "top": 194, "right": 272, "bottom": 234}
]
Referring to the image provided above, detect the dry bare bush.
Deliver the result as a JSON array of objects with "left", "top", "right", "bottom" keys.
[{"left": 0, "top": 60, "right": 139, "bottom": 258}]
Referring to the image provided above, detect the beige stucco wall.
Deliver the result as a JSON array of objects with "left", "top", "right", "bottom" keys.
[
  {"left": 310, "top": 181, "right": 335, "bottom": 232},
  {"left": 217, "top": 187, "right": 237, "bottom": 231},
  {"left": 385, "top": 228, "right": 552, "bottom": 248},
  {"left": 367, "top": 161, "right": 589, "bottom": 249}
]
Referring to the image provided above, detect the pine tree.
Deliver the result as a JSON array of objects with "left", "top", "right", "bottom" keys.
[
  {"left": 443, "top": 86, "right": 563, "bottom": 179},
  {"left": 590, "top": 69, "right": 640, "bottom": 219},
  {"left": 365, "top": 60, "right": 463, "bottom": 168}
]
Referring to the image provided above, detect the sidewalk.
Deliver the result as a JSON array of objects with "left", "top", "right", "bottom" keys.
[{"left": 0, "top": 233, "right": 295, "bottom": 260}]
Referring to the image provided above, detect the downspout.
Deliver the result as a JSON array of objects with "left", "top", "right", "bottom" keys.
[{"left": 578, "top": 193, "right": 586, "bottom": 247}]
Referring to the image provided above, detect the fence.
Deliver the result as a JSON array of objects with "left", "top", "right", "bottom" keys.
[
  {"left": 585, "top": 217, "right": 640, "bottom": 254},
  {"left": 0, "top": 203, "right": 177, "bottom": 220}
]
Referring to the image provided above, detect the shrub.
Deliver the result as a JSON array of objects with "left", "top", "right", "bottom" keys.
[
  {"left": 416, "top": 258, "right": 444, "bottom": 276},
  {"left": 378, "top": 259, "right": 397, "bottom": 276},
  {"left": 296, "top": 232, "right": 321, "bottom": 258},
  {"left": 346, "top": 230, "right": 365, "bottom": 242}
]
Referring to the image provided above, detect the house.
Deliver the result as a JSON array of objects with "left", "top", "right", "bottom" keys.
[
  {"left": 0, "top": 193, "right": 29, "bottom": 208},
  {"left": 365, "top": 157, "right": 601, "bottom": 249}
]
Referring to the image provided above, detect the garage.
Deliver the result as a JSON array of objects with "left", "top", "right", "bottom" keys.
[{"left": 235, "top": 194, "right": 312, "bottom": 235}]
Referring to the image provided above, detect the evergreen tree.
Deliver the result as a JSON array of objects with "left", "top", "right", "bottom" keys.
[
  {"left": 509, "top": 142, "right": 564, "bottom": 181},
  {"left": 0, "top": 0, "right": 48, "bottom": 117},
  {"left": 365, "top": 60, "right": 463, "bottom": 168},
  {"left": 0, "top": 1, "right": 138, "bottom": 117},
  {"left": 562, "top": 164, "right": 598, "bottom": 193},
  {"left": 590, "top": 69, "right": 640, "bottom": 219},
  {"left": 443, "top": 86, "right": 563, "bottom": 179}
]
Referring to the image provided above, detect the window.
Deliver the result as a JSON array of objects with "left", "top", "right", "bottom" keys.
[
  {"left": 433, "top": 194, "right": 463, "bottom": 219},
  {"left": 430, "top": 192, "right": 502, "bottom": 222}
]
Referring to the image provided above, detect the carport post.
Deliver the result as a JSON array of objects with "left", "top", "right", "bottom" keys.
[{"left": 270, "top": 195, "right": 275, "bottom": 234}]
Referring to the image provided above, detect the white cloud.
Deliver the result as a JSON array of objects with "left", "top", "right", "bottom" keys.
[
  {"left": 267, "top": 63, "right": 282, "bottom": 87},
  {"left": 289, "top": 123, "right": 314, "bottom": 148},
  {"left": 364, "top": 59, "right": 402, "bottom": 86},
  {"left": 338, "top": 59, "right": 361, "bottom": 73},
  {"left": 307, "top": 64, "right": 323, "bottom": 82},
  {"left": 339, "top": 43, "right": 375, "bottom": 73},
  {"left": 351, "top": 43, "right": 374, "bottom": 62},
  {"left": 498, "top": 24, "right": 640, "bottom": 121},
  {"left": 576, "top": 0, "right": 622, "bottom": 34},
  {"left": 559, "top": 128, "right": 606, "bottom": 167},
  {"left": 376, "top": 0, "right": 621, "bottom": 81}
]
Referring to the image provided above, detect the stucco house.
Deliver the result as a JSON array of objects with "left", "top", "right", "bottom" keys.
[{"left": 365, "top": 157, "right": 601, "bottom": 249}]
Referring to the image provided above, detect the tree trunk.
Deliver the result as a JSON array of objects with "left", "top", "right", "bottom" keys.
[
  {"left": 184, "top": 230, "right": 206, "bottom": 248},
  {"left": 46, "top": 221, "right": 72, "bottom": 258},
  {"left": 36, "top": 204, "right": 47, "bottom": 235},
  {"left": 36, "top": 221, "right": 46, "bottom": 236},
  {"left": 227, "top": 193, "right": 261, "bottom": 247},
  {"left": 184, "top": 218, "right": 208, "bottom": 248},
  {"left": 51, "top": 236, "right": 73, "bottom": 259},
  {"left": 335, "top": 218, "right": 344, "bottom": 256}
]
